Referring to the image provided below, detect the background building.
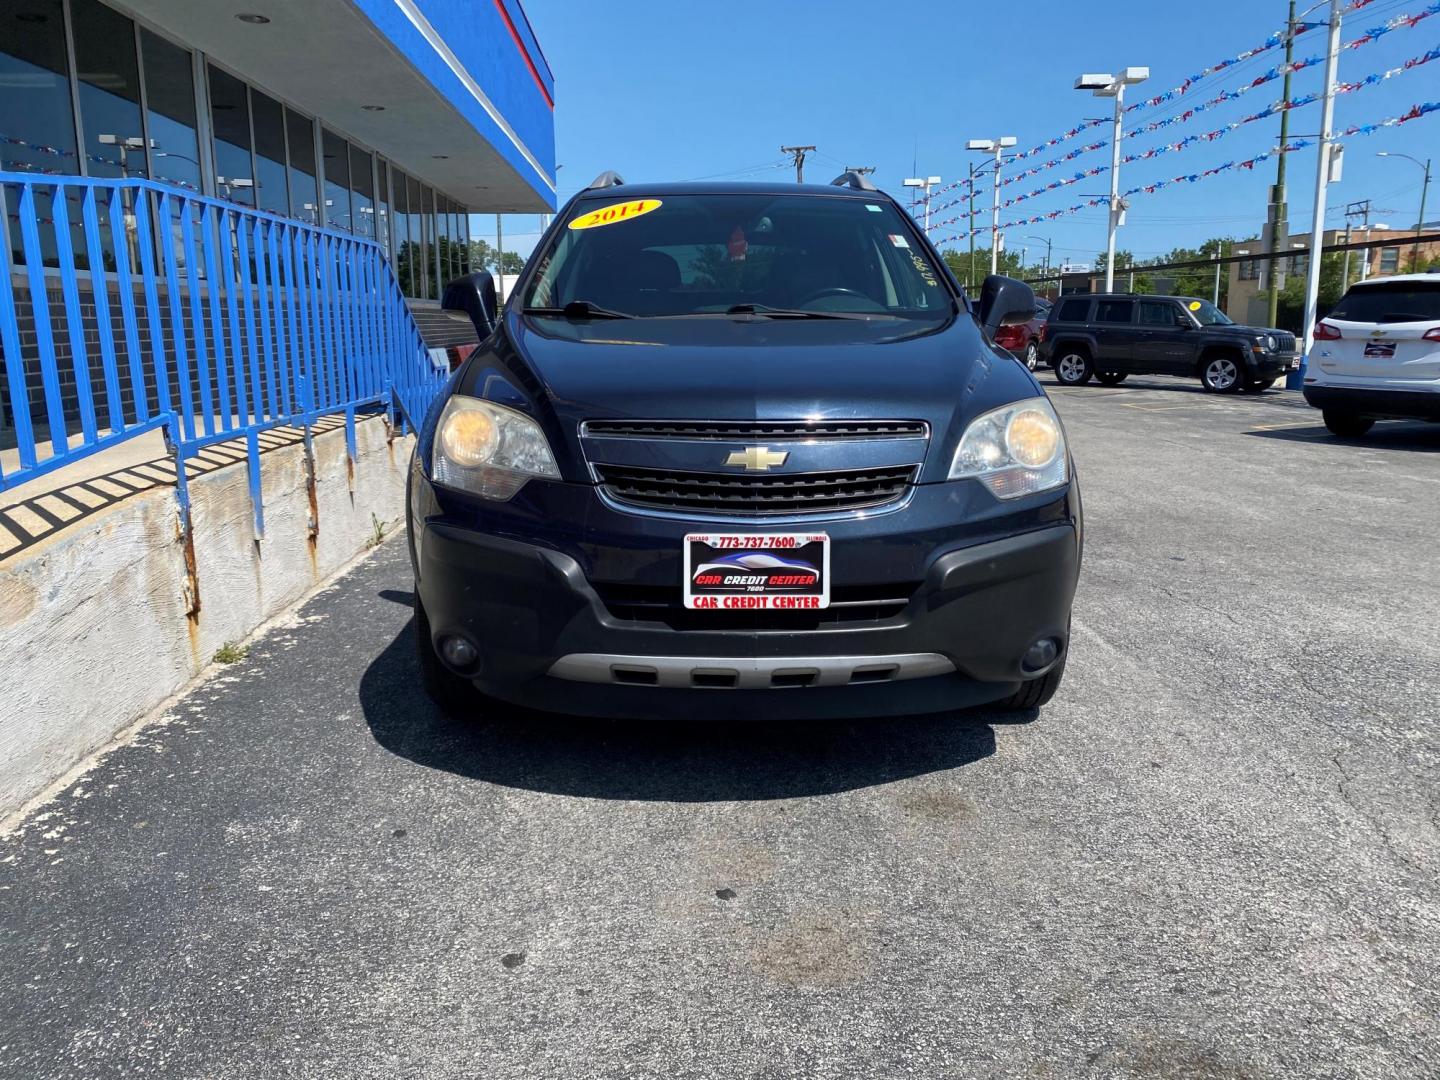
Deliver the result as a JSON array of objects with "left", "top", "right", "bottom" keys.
[{"left": 1, "top": 0, "right": 555, "bottom": 305}]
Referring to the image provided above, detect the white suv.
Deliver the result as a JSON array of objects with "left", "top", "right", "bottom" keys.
[{"left": 1304, "top": 273, "right": 1440, "bottom": 437}]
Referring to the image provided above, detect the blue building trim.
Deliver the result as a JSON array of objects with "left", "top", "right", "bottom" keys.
[{"left": 350, "top": 0, "right": 557, "bottom": 208}]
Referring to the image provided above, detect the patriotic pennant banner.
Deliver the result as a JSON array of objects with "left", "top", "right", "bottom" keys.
[
  {"left": 998, "top": 3, "right": 1439, "bottom": 191},
  {"left": 928, "top": 100, "right": 1438, "bottom": 246}
]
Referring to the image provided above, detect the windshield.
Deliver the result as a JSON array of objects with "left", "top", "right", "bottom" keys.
[
  {"left": 523, "top": 193, "right": 952, "bottom": 318},
  {"left": 1329, "top": 281, "right": 1440, "bottom": 323},
  {"left": 1185, "top": 299, "right": 1233, "bottom": 326}
]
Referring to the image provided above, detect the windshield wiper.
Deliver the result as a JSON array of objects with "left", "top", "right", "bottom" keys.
[
  {"left": 524, "top": 300, "right": 634, "bottom": 320},
  {"left": 721, "top": 303, "right": 870, "bottom": 320}
]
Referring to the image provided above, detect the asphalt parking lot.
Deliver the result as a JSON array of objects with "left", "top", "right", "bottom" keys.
[{"left": 2, "top": 374, "right": 1438, "bottom": 1079}]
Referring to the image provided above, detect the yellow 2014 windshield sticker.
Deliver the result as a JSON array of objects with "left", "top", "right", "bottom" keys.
[
  {"left": 568, "top": 199, "right": 662, "bottom": 230},
  {"left": 1188, "top": 301, "right": 1203, "bottom": 311}
]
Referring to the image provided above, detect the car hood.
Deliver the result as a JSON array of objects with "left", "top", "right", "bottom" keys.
[{"left": 454, "top": 310, "right": 1040, "bottom": 484}]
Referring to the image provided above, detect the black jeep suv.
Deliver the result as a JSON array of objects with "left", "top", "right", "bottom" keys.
[{"left": 1041, "top": 293, "right": 1299, "bottom": 392}]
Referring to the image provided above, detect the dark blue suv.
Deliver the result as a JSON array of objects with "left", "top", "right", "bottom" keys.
[{"left": 407, "top": 173, "right": 1081, "bottom": 721}]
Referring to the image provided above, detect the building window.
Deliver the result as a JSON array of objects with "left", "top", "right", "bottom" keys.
[
  {"left": 409, "top": 175, "right": 430, "bottom": 299},
  {"left": 140, "top": 29, "right": 200, "bottom": 192},
  {"left": 285, "top": 107, "right": 318, "bottom": 224},
  {"left": 208, "top": 65, "right": 254, "bottom": 205},
  {"left": 250, "top": 88, "right": 288, "bottom": 217},
  {"left": 392, "top": 167, "right": 413, "bottom": 294},
  {"left": 375, "top": 158, "right": 391, "bottom": 254},
  {"left": 349, "top": 143, "right": 374, "bottom": 239},
  {"left": 71, "top": 0, "right": 147, "bottom": 180},
  {"left": 1, "top": 0, "right": 75, "bottom": 267},
  {"left": 1238, "top": 259, "right": 1259, "bottom": 281},
  {"left": 1379, "top": 247, "right": 1400, "bottom": 274},
  {"left": 320, "top": 126, "right": 349, "bottom": 231}
]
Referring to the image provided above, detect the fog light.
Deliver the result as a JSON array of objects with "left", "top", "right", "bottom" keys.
[
  {"left": 1022, "top": 637, "right": 1060, "bottom": 672},
  {"left": 440, "top": 635, "right": 479, "bottom": 670}
]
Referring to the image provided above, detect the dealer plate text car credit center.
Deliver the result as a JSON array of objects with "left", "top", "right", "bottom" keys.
[{"left": 407, "top": 173, "right": 1082, "bottom": 721}]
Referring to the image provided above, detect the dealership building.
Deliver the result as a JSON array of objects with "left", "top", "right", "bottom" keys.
[{"left": 1, "top": 0, "right": 556, "bottom": 303}]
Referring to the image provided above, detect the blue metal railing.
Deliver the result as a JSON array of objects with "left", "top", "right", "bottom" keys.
[{"left": 1, "top": 171, "right": 447, "bottom": 541}]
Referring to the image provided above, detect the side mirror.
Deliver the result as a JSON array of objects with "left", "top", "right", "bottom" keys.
[
  {"left": 1175, "top": 314, "right": 1194, "bottom": 328},
  {"left": 442, "top": 271, "right": 500, "bottom": 339},
  {"left": 977, "top": 274, "right": 1038, "bottom": 340}
]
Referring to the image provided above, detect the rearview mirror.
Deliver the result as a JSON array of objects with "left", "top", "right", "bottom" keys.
[
  {"left": 977, "top": 274, "right": 1038, "bottom": 340},
  {"left": 442, "top": 271, "right": 500, "bottom": 339}
]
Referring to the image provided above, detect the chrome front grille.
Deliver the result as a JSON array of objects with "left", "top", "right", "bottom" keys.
[
  {"left": 581, "top": 419, "right": 927, "bottom": 440},
  {"left": 594, "top": 464, "right": 915, "bottom": 516}
]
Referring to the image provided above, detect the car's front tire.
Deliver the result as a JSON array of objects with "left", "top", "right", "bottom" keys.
[
  {"left": 1096, "top": 372, "right": 1128, "bottom": 386},
  {"left": 994, "top": 655, "right": 1067, "bottom": 710},
  {"left": 415, "top": 593, "right": 476, "bottom": 715},
  {"left": 1053, "top": 349, "right": 1093, "bottom": 386},
  {"left": 1322, "top": 410, "right": 1375, "bottom": 438},
  {"left": 1200, "top": 354, "right": 1244, "bottom": 393}
]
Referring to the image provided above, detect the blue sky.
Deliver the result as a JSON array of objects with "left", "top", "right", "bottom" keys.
[{"left": 488, "top": 0, "right": 1438, "bottom": 267}]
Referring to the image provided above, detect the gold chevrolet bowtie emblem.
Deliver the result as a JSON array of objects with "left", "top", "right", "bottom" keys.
[{"left": 725, "top": 446, "right": 789, "bottom": 471}]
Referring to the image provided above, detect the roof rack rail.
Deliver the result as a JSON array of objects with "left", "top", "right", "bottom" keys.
[
  {"left": 830, "top": 170, "right": 878, "bottom": 192},
  {"left": 586, "top": 170, "right": 625, "bottom": 190}
]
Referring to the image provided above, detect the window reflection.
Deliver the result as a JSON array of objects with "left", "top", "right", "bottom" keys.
[
  {"left": 208, "top": 65, "right": 254, "bottom": 206},
  {"left": 251, "top": 89, "right": 288, "bottom": 216},
  {"left": 71, "top": 0, "right": 147, "bottom": 181},
  {"left": 321, "top": 127, "right": 349, "bottom": 231},
  {"left": 349, "top": 143, "right": 374, "bottom": 239},
  {"left": 285, "top": 108, "right": 318, "bottom": 224},
  {"left": 140, "top": 30, "right": 200, "bottom": 192}
]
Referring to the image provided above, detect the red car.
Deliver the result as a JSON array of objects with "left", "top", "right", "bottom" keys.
[{"left": 994, "top": 297, "right": 1051, "bottom": 371}]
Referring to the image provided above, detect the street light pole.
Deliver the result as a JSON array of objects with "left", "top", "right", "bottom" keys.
[
  {"left": 1075, "top": 67, "right": 1149, "bottom": 292},
  {"left": 1300, "top": 0, "right": 1343, "bottom": 373},
  {"left": 966, "top": 137, "right": 1016, "bottom": 276},
  {"left": 1027, "top": 234, "right": 1052, "bottom": 295},
  {"left": 1377, "top": 151, "right": 1433, "bottom": 269},
  {"left": 902, "top": 175, "right": 942, "bottom": 233}
]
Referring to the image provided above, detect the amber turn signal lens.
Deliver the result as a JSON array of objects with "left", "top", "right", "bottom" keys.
[
  {"left": 440, "top": 408, "right": 499, "bottom": 467},
  {"left": 1005, "top": 409, "right": 1060, "bottom": 469}
]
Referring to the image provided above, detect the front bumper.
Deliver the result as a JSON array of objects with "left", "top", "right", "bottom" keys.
[
  {"left": 411, "top": 473, "right": 1081, "bottom": 720},
  {"left": 1251, "top": 352, "right": 1298, "bottom": 379},
  {"left": 1302, "top": 383, "right": 1440, "bottom": 422}
]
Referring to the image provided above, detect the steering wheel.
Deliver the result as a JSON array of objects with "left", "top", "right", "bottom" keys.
[{"left": 795, "top": 286, "right": 870, "bottom": 307}]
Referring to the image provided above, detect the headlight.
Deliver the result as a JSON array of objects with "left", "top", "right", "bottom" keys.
[
  {"left": 1257, "top": 334, "right": 1276, "bottom": 351},
  {"left": 432, "top": 395, "right": 560, "bottom": 500},
  {"left": 948, "top": 396, "right": 1068, "bottom": 499}
]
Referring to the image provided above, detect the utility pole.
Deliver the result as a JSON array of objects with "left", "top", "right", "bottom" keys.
[
  {"left": 1341, "top": 200, "right": 1370, "bottom": 288},
  {"left": 1299, "top": 0, "right": 1343, "bottom": 377},
  {"left": 968, "top": 162, "right": 981, "bottom": 288},
  {"left": 495, "top": 213, "right": 504, "bottom": 303},
  {"left": 1377, "top": 152, "right": 1432, "bottom": 269},
  {"left": 780, "top": 145, "right": 816, "bottom": 184},
  {"left": 1266, "top": 0, "right": 1297, "bottom": 328}
]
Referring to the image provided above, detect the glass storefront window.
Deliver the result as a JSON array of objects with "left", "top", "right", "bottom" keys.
[
  {"left": 250, "top": 89, "right": 288, "bottom": 217},
  {"left": 349, "top": 143, "right": 374, "bottom": 240},
  {"left": 320, "top": 127, "right": 349, "bottom": 231},
  {"left": 71, "top": 0, "right": 146, "bottom": 180},
  {"left": 390, "top": 167, "right": 410, "bottom": 293},
  {"left": 208, "top": 65, "right": 254, "bottom": 206},
  {"left": 140, "top": 30, "right": 200, "bottom": 192},
  {"left": 408, "top": 174, "right": 428, "bottom": 300},
  {"left": 285, "top": 108, "right": 318, "bottom": 224},
  {"left": 1, "top": 0, "right": 75, "bottom": 267},
  {"left": 375, "top": 158, "right": 391, "bottom": 255}
]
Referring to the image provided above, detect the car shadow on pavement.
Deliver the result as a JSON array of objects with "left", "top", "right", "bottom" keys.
[
  {"left": 359, "top": 615, "right": 1008, "bottom": 801},
  {"left": 1245, "top": 423, "right": 1440, "bottom": 451}
]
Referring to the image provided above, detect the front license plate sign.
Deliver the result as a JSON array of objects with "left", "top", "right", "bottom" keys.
[{"left": 683, "top": 534, "right": 830, "bottom": 610}]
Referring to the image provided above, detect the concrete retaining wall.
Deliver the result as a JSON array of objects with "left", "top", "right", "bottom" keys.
[{"left": 0, "top": 416, "right": 413, "bottom": 814}]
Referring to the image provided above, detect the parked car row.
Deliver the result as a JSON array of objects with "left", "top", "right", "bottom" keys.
[{"left": 991, "top": 276, "right": 1440, "bottom": 439}]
